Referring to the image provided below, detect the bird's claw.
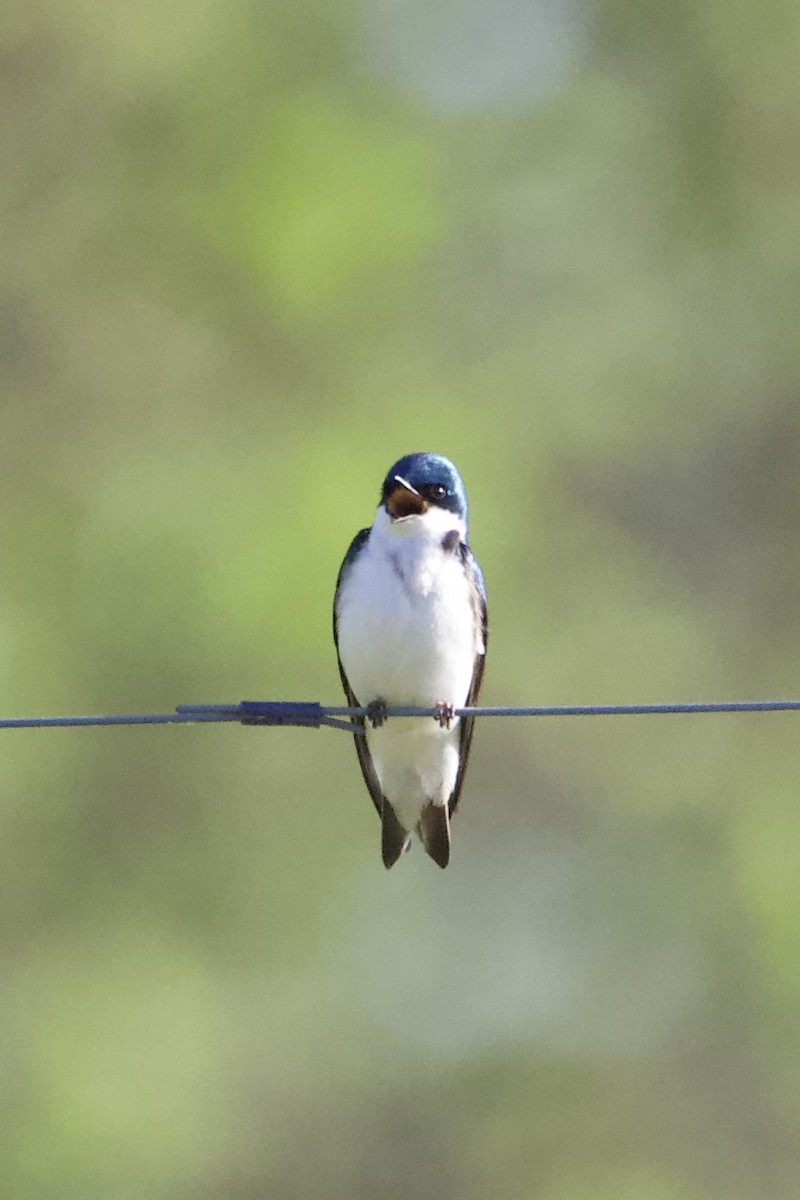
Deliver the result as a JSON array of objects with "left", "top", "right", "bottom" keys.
[
  {"left": 434, "top": 701, "right": 455, "bottom": 729},
  {"left": 366, "top": 699, "right": 388, "bottom": 728}
]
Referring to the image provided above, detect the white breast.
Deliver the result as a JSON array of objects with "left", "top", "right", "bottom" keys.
[{"left": 336, "top": 506, "right": 480, "bottom": 709}]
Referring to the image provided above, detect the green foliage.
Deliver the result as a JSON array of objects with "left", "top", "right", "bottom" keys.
[
  {"left": 2, "top": 0, "right": 800, "bottom": 1195},
  {"left": 224, "top": 94, "right": 444, "bottom": 313}
]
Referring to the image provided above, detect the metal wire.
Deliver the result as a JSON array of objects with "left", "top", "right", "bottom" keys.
[{"left": 1, "top": 698, "right": 800, "bottom": 734}]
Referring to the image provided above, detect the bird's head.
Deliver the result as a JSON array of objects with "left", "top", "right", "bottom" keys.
[{"left": 379, "top": 452, "right": 468, "bottom": 529}]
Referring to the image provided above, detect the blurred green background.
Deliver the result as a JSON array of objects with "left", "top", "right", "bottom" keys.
[{"left": 3, "top": 0, "right": 800, "bottom": 1196}]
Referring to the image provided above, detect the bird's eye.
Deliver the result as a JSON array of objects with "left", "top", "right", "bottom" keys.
[{"left": 431, "top": 484, "right": 447, "bottom": 499}]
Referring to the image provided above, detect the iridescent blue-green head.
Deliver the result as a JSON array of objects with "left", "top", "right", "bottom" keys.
[{"left": 380, "top": 452, "right": 469, "bottom": 527}]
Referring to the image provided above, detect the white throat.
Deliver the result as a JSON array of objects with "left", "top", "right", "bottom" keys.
[{"left": 371, "top": 503, "right": 466, "bottom": 546}]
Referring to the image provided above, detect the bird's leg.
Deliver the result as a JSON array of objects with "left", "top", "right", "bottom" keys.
[
  {"left": 366, "top": 699, "right": 388, "bottom": 728},
  {"left": 433, "top": 701, "right": 455, "bottom": 729}
]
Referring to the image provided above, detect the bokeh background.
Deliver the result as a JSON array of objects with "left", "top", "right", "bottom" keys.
[{"left": 3, "top": 0, "right": 800, "bottom": 1196}]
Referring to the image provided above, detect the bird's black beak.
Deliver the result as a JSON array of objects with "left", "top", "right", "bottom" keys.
[{"left": 386, "top": 475, "right": 428, "bottom": 520}]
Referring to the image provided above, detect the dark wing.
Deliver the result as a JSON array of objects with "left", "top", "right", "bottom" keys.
[
  {"left": 333, "top": 529, "right": 385, "bottom": 818},
  {"left": 448, "top": 541, "right": 488, "bottom": 817}
]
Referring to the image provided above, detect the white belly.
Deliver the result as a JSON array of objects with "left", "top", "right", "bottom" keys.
[
  {"left": 336, "top": 522, "right": 480, "bottom": 822},
  {"left": 336, "top": 537, "right": 477, "bottom": 709}
]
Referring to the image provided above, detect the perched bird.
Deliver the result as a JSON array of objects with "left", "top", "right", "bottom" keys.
[{"left": 333, "top": 452, "right": 488, "bottom": 868}]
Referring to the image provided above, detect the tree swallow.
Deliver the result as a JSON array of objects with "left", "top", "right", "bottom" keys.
[{"left": 333, "top": 452, "right": 488, "bottom": 869}]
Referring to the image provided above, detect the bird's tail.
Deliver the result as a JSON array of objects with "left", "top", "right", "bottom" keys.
[
  {"left": 381, "top": 800, "right": 412, "bottom": 869},
  {"left": 417, "top": 802, "right": 450, "bottom": 869}
]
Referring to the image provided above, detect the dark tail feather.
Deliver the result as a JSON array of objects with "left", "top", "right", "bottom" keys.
[
  {"left": 418, "top": 802, "right": 450, "bottom": 869},
  {"left": 381, "top": 801, "right": 412, "bottom": 869}
]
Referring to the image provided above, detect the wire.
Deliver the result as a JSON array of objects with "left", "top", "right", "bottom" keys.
[{"left": 1, "top": 698, "right": 800, "bottom": 734}]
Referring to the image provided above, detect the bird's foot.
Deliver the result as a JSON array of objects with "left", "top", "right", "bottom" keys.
[
  {"left": 433, "top": 701, "right": 455, "bottom": 729},
  {"left": 366, "top": 699, "right": 388, "bottom": 728}
]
